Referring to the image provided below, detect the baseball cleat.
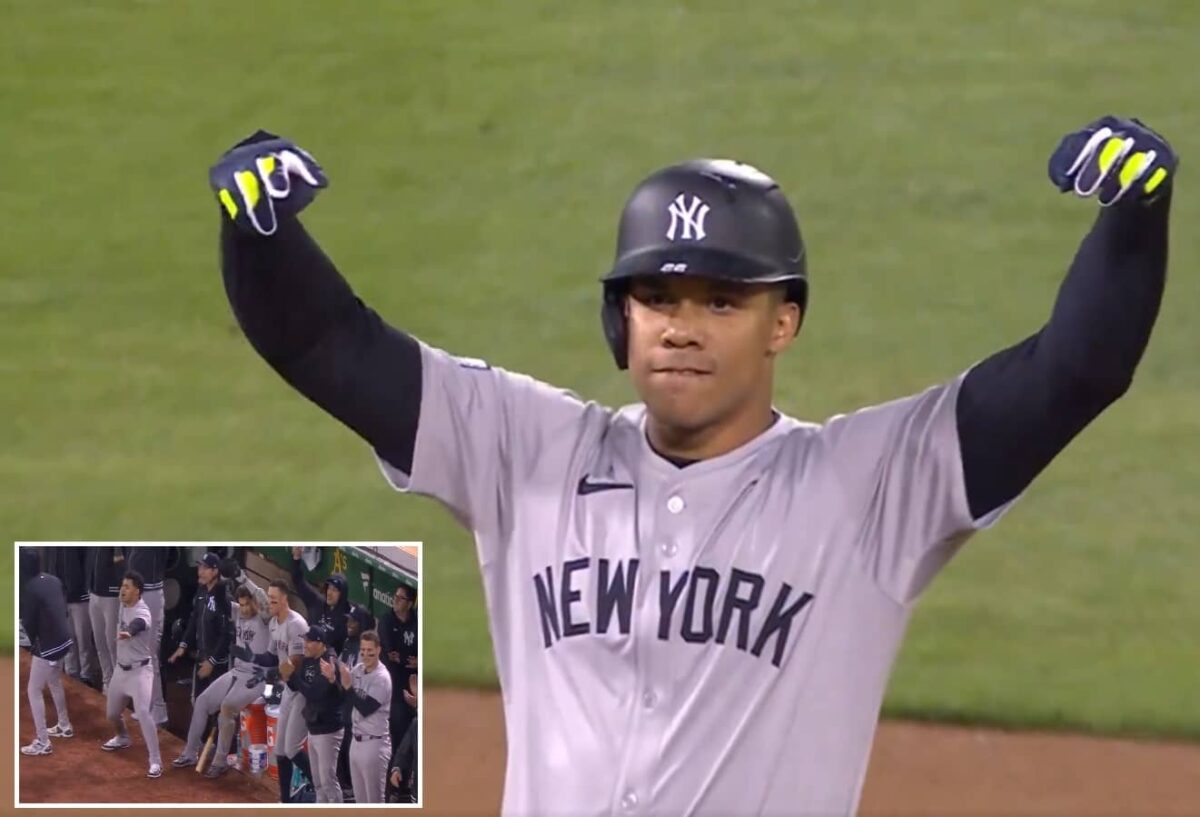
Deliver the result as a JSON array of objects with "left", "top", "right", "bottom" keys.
[
  {"left": 171, "top": 754, "right": 197, "bottom": 768},
  {"left": 147, "top": 763, "right": 163, "bottom": 779},
  {"left": 47, "top": 724, "right": 74, "bottom": 738},
  {"left": 101, "top": 736, "right": 132, "bottom": 751},
  {"left": 20, "top": 740, "right": 53, "bottom": 756},
  {"left": 203, "top": 763, "right": 229, "bottom": 779}
]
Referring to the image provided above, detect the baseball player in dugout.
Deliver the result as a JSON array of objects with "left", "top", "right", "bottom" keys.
[
  {"left": 340, "top": 629, "right": 393, "bottom": 803},
  {"left": 172, "top": 558, "right": 274, "bottom": 778},
  {"left": 86, "top": 546, "right": 124, "bottom": 694},
  {"left": 168, "top": 551, "right": 232, "bottom": 703},
  {"left": 43, "top": 546, "right": 100, "bottom": 689},
  {"left": 379, "top": 582, "right": 418, "bottom": 752},
  {"left": 291, "top": 624, "right": 347, "bottom": 803},
  {"left": 19, "top": 548, "right": 75, "bottom": 757},
  {"left": 213, "top": 114, "right": 1176, "bottom": 815},
  {"left": 266, "top": 577, "right": 310, "bottom": 803},
  {"left": 101, "top": 571, "right": 163, "bottom": 779},
  {"left": 289, "top": 545, "right": 351, "bottom": 655},
  {"left": 122, "top": 546, "right": 170, "bottom": 723}
]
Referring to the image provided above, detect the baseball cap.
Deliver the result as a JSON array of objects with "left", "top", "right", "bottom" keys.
[
  {"left": 196, "top": 552, "right": 221, "bottom": 569},
  {"left": 303, "top": 625, "right": 328, "bottom": 644}
]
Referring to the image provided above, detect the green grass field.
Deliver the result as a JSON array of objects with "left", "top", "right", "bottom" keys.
[{"left": 3, "top": 1, "right": 1198, "bottom": 739}]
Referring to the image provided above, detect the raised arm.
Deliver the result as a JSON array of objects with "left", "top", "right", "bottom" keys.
[
  {"left": 214, "top": 131, "right": 423, "bottom": 473},
  {"left": 958, "top": 116, "right": 1176, "bottom": 520}
]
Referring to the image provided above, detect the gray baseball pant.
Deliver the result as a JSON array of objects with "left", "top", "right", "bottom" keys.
[
  {"left": 181, "top": 670, "right": 265, "bottom": 764},
  {"left": 106, "top": 663, "right": 161, "bottom": 766},
  {"left": 275, "top": 686, "right": 308, "bottom": 759},
  {"left": 64, "top": 601, "right": 99, "bottom": 682},
  {"left": 350, "top": 735, "right": 391, "bottom": 803},
  {"left": 141, "top": 588, "right": 168, "bottom": 721},
  {"left": 87, "top": 595, "right": 120, "bottom": 689},
  {"left": 27, "top": 655, "right": 72, "bottom": 743},
  {"left": 308, "top": 731, "right": 344, "bottom": 803}
]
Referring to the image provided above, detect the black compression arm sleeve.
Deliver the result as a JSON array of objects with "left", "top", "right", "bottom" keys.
[
  {"left": 958, "top": 195, "right": 1170, "bottom": 519},
  {"left": 348, "top": 689, "right": 383, "bottom": 716},
  {"left": 126, "top": 617, "right": 147, "bottom": 636},
  {"left": 220, "top": 215, "right": 423, "bottom": 473}
]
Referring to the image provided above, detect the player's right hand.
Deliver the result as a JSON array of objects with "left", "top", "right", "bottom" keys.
[
  {"left": 168, "top": 645, "right": 185, "bottom": 664},
  {"left": 209, "top": 130, "right": 328, "bottom": 237}
]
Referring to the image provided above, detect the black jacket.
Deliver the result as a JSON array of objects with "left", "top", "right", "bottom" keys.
[
  {"left": 390, "top": 717, "right": 418, "bottom": 799},
  {"left": 123, "top": 546, "right": 168, "bottom": 592},
  {"left": 288, "top": 647, "right": 345, "bottom": 735},
  {"left": 179, "top": 580, "right": 232, "bottom": 669},
  {"left": 291, "top": 558, "right": 351, "bottom": 655},
  {"left": 20, "top": 549, "right": 74, "bottom": 661},
  {"left": 45, "top": 547, "right": 89, "bottom": 604},
  {"left": 379, "top": 607, "right": 418, "bottom": 699},
  {"left": 87, "top": 546, "right": 125, "bottom": 598}
]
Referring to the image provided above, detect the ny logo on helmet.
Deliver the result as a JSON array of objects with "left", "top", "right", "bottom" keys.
[{"left": 666, "top": 193, "right": 710, "bottom": 241}]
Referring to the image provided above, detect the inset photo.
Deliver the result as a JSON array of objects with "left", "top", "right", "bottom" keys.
[{"left": 15, "top": 543, "right": 420, "bottom": 807}]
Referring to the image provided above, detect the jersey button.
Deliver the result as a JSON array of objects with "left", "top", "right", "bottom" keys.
[
  {"left": 621, "top": 790, "right": 639, "bottom": 811},
  {"left": 666, "top": 495, "right": 685, "bottom": 514},
  {"left": 659, "top": 542, "right": 677, "bottom": 558},
  {"left": 642, "top": 690, "right": 658, "bottom": 709}
]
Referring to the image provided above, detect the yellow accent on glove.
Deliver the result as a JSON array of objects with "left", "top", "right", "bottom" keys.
[
  {"left": 1118, "top": 152, "right": 1149, "bottom": 190},
  {"left": 236, "top": 170, "right": 261, "bottom": 208},
  {"left": 1144, "top": 167, "right": 1168, "bottom": 194},
  {"left": 1097, "top": 137, "right": 1127, "bottom": 174},
  {"left": 218, "top": 188, "right": 238, "bottom": 219}
]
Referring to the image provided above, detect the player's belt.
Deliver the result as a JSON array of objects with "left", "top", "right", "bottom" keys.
[
  {"left": 352, "top": 734, "right": 387, "bottom": 742},
  {"left": 117, "top": 658, "right": 151, "bottom": 671}
]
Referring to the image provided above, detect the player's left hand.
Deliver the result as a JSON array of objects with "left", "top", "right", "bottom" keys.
[
  {"left": 319, "top": 657, "right": 335, "bottom": 682},
  {"left": 198, "top": 661, "right": 214, "bottom": 679},
  {"left": 209, "top": 130, "right": 328, "bottom": 237},
  {"left": 116, "top": 629, "right": 131, "bottom": 641},
  {"left": 338, "top": 662, "right": 352, "bottom": 689},
  {"left": 1048, "top": 115, "right": 1177, "bottom": 207}
]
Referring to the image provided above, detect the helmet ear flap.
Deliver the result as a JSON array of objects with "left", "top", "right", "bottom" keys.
[{"left": 601, "top": 285, "right": 630, "bottom": 370}]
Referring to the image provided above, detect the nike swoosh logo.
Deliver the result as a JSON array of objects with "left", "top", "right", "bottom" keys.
[{"left": 577, "top": 476, "right": 635, "bottom": 495}]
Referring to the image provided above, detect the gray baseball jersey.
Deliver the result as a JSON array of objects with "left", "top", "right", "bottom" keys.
[
  {"left": 349, "top": 661, "right": 392, "bottom": 736},
  {"left": 232, "top": 578, "right": 273, "bottom": 675},
  {"left": 115, "top": 599, "right": 154, "bottom": 665},
  {"left": 269, "top": 609, "right": 307, "bottom": 664},
  {"left": 269, "top": 609, "right": 309, "bottom": 760},
  {"left": 377, "top": 344, "right": 1014, "bottom": 816}
]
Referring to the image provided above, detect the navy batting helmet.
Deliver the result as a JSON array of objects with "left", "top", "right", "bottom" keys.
[{"left": 600, "top": 158, "right": 808, "bottom": 369}]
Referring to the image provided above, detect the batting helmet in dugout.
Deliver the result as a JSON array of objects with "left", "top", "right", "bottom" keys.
[{"left": 600, "top": 158, "right": 809, "bottom": 369}]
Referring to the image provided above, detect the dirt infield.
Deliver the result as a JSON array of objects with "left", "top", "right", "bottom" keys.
[
  {"left": 15, "top": 650, "right": 275, "bottom": 805},
  {"left": 422, "top": 689, "right": 1200, "bottom": 817},
  {"left": 14, "top": 650, "right": 1200, "bottom": 814}
]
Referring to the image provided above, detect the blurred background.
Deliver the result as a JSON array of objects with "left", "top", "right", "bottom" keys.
[{"left": 3, "top": 0, "right": 1198, "bottom": 742}]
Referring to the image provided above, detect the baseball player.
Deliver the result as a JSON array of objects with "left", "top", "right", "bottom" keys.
[
  {"left": 338, "top": 630, "right": 392, "bottom": 803},
  {"left": 19, "top": 548, "right": 75, "bottom": 756},
  {"left": 168, "top": 552, "right": 232, "bottom": 703},
  {"left": 266, "top": 578, "right": 311, "bottom": 803},
  {"left": 172, "top": 567, "right": 273, "bottom": 778},
  {"left": 387, "top": 674, "right": 418, "bottom": 804},
  {"left": 379, "top": 584, "right": 418, "bottom": 751},
  {"left": 124, "top": 546, "right": 170, "bottom": 724},
  {"left": 44, "top": 546, "right": 99, "bottom": 688},
  {"left": 336, "top": 603, "right": 375, "bottom": 795},
  {"left": 86, "top": 546, "right": 124, "bottom": 692},
  {"left": 290, "top": 625, "right": 346, "bottom": 803},
  {"left": 212, "top": 116, "right": 1177, "bottom": 816},
  {"left": 289, "top": 546, "right": 351, "bottom": 655},
  {"left": 101, "top": 571, "right": 163, "bottom": 779}
]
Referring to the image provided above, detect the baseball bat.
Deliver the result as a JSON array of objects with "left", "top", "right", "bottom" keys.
[{"left": 196, "top": 725, "right": 217, "bottom": 774}]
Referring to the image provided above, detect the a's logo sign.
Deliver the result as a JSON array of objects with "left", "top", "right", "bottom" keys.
[{"left": 666, "top": 194, "right": 710, "bottom": 241}]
